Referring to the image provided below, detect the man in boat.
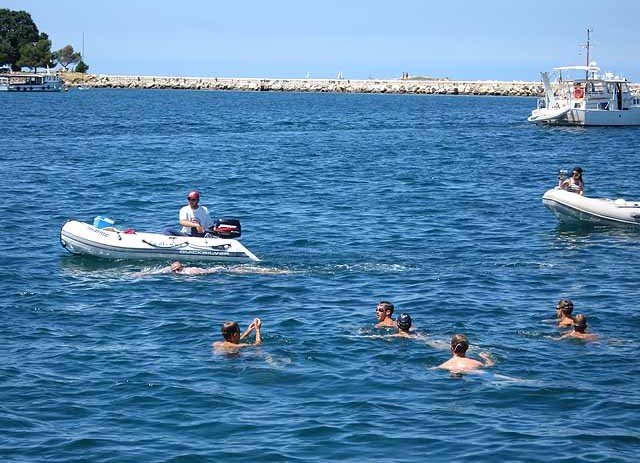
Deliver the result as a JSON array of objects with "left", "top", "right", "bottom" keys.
[
  {"left": 164, "top": 190, "right": 214, "bottom": 237},
  {"left": 556, "top": 299, "right": 575, "bottom": 327},
  {"left": 434, "top": 334, "right": 494, "bottom": 374},
  {"left": 557, "top": 314, "right": 598, "bottom": 341},
  {"left": 213, "top": 318, "right": 262, "bottom": 351},
  {"left": 561, "top": 167, "right": 584, "bottom": 195},
  {"left": 374, "top": 301, "right": 396, "bottom": 328}
]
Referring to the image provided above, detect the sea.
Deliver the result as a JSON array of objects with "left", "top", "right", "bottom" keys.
[{"left": 2, "top": 89, "right": 640, "bottom": 462}]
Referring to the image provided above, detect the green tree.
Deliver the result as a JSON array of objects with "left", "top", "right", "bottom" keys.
[
  {"left": 0, "top": 37, "right": 11, "bottom": 65},
  {"left": 16, "top": 32, "right": 53, "bottom": 71},
  {"left": 0, "top": 9, "right": 39, "bottom": 70},
  {"left": 75, "top": 59, "right": 89, "bottom": 73},
  {"left": 54, "top": 44, "right": 81, "bottom": 71}
]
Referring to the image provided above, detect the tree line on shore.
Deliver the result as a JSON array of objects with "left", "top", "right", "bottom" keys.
[{"left": 0, "top": 8, "right": 89, "bottom": 73}]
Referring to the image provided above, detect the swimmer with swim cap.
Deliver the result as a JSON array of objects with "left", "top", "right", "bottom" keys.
[
  {"left": 396, "top": 313, "right": 412, "bottom": 333},
  {"left": 559, "top": 314, "right": 598, "bottom": 341}
]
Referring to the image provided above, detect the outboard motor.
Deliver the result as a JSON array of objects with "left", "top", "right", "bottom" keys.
[{"left": 210, "top": 218, "right": 241, "bottom": 239}]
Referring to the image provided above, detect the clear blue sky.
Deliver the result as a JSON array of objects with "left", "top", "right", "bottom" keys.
[{"left": 6, "top": 0, "right": 640, "bottom": 81}]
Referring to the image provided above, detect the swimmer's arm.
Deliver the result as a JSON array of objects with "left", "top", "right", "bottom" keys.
[
  {"left": 254, "top": 324, "right": 262, "bottom": 346},
  {"left": 241, "top": 318, "right": 262, "bottom": 345},
  {"left": 240, "top": 322, "right": 256, "bottom": 340},
  {"left": 479, "top": 352, "right": 494, "bottom": 367}
]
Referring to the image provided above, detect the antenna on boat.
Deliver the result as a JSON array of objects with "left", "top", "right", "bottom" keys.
[{"left": 580, "top": 28, "right": 593, "bottom": 79}]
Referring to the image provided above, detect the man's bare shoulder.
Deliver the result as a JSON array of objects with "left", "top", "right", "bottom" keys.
[
  {"left": 436, "top": 357, "right": 484, "bottom": 373},
  {"left": 212, "top": 341, "right": 248, "bottom": 351},
  {"left": 374, "top": 320, "right": 396, "bottom": 329}
]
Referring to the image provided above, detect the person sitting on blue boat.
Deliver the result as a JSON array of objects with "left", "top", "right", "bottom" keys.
[
  {"left": 561, "top": 167, "right": 584, "bottom": 195},
  {"left": 434, "top": 334, "right": 494, "bottom": 373},
  {"left": 164, "top": 190, "right": 214, "bottom": 237}
]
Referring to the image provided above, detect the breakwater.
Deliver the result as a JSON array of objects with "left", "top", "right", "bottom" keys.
[
  {"left": 63, "top": 73, "right": 546, "bottom": 96},
  {"left": 61, "top": 73, "right": 640, "bottom": 96}
]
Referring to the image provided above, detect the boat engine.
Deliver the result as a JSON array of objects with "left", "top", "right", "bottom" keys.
[{"left": 210, "top": 218, "right": 241, "bottom": 239}]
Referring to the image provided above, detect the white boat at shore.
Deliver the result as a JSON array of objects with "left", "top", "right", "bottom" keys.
[
  {"left": 0, "top": 71, "right": 63, "bottom": 92},
  {"left": 528, "top": 31, "right": 640, "bottom": 126},
  {"left": 542, "top": 188, "right": 640, "bottom": 228},
  {"left": 60, "top": 220, "right": 260, "bottom": 262}
]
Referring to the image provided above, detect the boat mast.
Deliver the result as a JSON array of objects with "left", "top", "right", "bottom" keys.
[{"left": 584, "top": 28, "right": 592, "bottom": 80}]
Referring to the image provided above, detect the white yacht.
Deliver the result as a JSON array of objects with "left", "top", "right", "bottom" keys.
[{"left": 528, "top": 32, "right": 640, "bottom": 126}]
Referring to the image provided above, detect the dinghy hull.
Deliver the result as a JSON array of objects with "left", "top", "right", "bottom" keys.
[
  {"left": 542, "top": 188, "right": 640, "bottom": 228},
  {"left": 60, "top": 220, "right": 260, "bottom": 262}
]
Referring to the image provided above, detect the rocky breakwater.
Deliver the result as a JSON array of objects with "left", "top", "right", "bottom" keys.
[
  {"left": 61, "top": 73, "right": 640, "bottom": 96},
  {"left": 63, "top": 73, "right": 547, "bottom": 96}
]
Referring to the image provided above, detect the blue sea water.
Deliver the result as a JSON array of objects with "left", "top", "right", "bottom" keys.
[{"left": 2, "top": 89, "right": 640, "bottom": 462}]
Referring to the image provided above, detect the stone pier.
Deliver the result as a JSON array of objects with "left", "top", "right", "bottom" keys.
[{"left": 60, "top": 73, "right": 640, "bottom": 97}]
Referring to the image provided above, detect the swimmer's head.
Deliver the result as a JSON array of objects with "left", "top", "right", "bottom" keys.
[
  {"left": 221, "top": 321, "right": 240, "bottom": 341},
  {"left": 451, "top": 334, "right": 469, "bottom": 355},
  {"left": 396, "top": 313, "right": 412, "bottom": 332},
  {"left": 557, "top": 299, "right": 574, "bottom": 316},
  {"left": 573, "top": 314, "right": 588, "bottom": 333},
  {"left": 376, "top": 301, "right": 394, "bottom": 319},
  {"left": 171, "top": 261, "right": 184, "bottom": 273}
]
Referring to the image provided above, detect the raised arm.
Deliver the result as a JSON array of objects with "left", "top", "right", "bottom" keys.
[
  {"left": 240, "top": 321, "right": 256, "bottom": 340},
  {"left": 253, "top": 319, "right": 262, "bottom": 346}
]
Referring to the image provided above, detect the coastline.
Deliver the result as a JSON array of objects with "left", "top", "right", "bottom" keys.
[{"left": 60, "top": 72, "right": 640, "bottom": 96}]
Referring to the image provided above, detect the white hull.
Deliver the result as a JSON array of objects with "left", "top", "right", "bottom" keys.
[
  {"left": 542, "top": 188, "right": 640, "bottom": 227},
  {"left": 60, "top": 220, "right": 260, "bottom": 262},
  {"left": 530, "top": 107, "right": 640, "bottom": 126}
]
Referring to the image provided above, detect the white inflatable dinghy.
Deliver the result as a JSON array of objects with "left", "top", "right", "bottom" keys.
[
  {"left": 543, "top": 188, "right": 640, "bottom": 227},
  {"left": 60, "top": 220, "right": 260, "bottom": 262}
]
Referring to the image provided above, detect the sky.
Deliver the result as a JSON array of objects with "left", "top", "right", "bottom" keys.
[{"left": 5, "top": 0, "right": 640, "bottom": 81}]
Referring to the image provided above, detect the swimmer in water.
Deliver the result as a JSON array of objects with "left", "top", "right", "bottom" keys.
[
  {"left": 375, "top": 313, "right": 416, "bottom": 338},
  {"left": 393, "top": 313, "right": 415, "bottom": 338},
  {"left": 213, "top": 318, "right": 262, "bottom": 351},
  {"left": 434, "top": 334, "right": 494, "bottom": 373},
  {"left": 558, "top": 314, "right": 598, "bottom": 341},
  {"left": 556, "top": 299, "right": 575, "bottom": 328},
  {"left": 374, "top": 301, "right": 396, "bottom": 328}
]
